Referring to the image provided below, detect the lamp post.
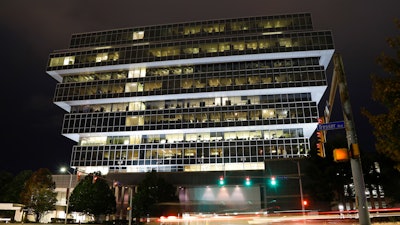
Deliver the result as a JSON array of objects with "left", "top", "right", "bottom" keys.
[{"left": 60, "top": 167, "right": 73, "bottom": 225}]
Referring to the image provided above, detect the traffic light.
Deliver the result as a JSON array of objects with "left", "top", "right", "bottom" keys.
[
  {"left": 350, "top": 143, "right": 360, "bottom": 158},
  {"left": 333, "top": 148, "right": 349, "bottom": 162},
  {"left": 269, "top": 176, "right": 277, "bottom": 186},
  {"left": 316, "top": 117, "right": 326, "bottom": 158},
  {"left": 316, "top": 141, "right": 325, "bottom": 158},
  {"left": 317, "top": 117, "right": 324, "bottom": 124},
  {"left": 303, "top": 200, "right": 308, "bottom": 207},
  {"left": 244, "top": 176, "right": 251, "bottom": 186},
  {"left": 218, "top": 176, "right": 225, "bottom": 186},
  {"left": 316, "top": 131, "right": 325, "bottom": 143}
]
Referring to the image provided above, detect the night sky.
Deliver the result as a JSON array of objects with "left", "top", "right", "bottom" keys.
[{"left": 1, "top": 0, "right": 399, "bottom": 174}]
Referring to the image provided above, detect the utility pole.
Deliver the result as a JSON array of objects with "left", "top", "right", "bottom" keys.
[{"left": 333, "top": 53, "right": 371, "bottom": 225}]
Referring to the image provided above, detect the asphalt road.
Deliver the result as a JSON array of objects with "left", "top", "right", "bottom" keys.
[{"left": 5, "top": 211, "right": 400, "bottom": 225}]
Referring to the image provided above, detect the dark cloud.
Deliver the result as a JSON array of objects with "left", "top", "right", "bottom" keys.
[{"left": 0, "top": 0, "right": 399, "bottom": 174}]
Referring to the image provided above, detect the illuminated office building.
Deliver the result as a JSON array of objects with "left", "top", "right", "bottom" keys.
[{"left": 47, "top": 13, "right": 334, "bottom": 212}]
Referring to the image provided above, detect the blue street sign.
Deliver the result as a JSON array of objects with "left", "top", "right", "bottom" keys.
[{"left": 317, "top": 121, "right": 345, "bottom": 131}]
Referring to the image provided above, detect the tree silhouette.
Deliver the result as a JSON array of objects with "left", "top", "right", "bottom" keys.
[
  {"left": 303, "top": 133, "right": 353, "bottom": 210},
  {"left": 363, "top": 19, "right": 400, "bottom": 170},
  {"left": 132, "top": 171, "right": 179, "bottom": 223},
  {"left": 1, "top": 170, "right": 32, "bottom": 203},
  {"left": 19, "top": 168, "right": 57, "bottom": 222},
  {"left": 0, "top": 170, "right": 14, "bottom": 202},
  {"left": 69, "top": 172, "right": 116, "bottom": 222}
]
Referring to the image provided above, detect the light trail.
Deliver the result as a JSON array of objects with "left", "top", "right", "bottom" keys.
[{"left": 157, "top": 208, "right": 400, "bottom": 225}]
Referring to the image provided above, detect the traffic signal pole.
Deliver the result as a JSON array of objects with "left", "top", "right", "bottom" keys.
[
  {"left": 297, "top": 161, "right": 305, "bottom": 215},
  {"left": 333, "top": 53, "right": 371, "bottom": 225}
]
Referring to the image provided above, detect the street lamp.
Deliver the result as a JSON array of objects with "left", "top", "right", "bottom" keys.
[{"left": 60, "top": 167, "right": 73, "bottom": 224}]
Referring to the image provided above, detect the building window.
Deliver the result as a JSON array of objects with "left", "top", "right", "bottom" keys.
[
  {"left": 63, "top": 56, "right": 75, "bottom": 65},
  {"left": 96, "top": 53, "right": 108, "bottom": 62},
  {"left": 49, "top": 56, "right": 75, "bottom": 67},
  {"left": 133, "top": 31, "right": 145, "bottom": 40}
]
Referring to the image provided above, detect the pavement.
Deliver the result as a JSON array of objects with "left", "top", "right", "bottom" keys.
[{"left": 3, "top": 220, "right": 400, "bottom": 225}]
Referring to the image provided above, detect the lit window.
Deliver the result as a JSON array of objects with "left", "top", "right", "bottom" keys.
[
  {"left": 63, "top": 56, "right": 75, "bottom": 65},
  {"left": 80, "top": 136, "right": 107, "bottom": 146},
  {"left": 49, "top": 57, "right": 62, "bottom": 67},
  {"left": 50, "top": 56, "right": 75, "bottom": 67},
  {"left": 129, "top": 68, "right": 146, "bottom": 78},
  {"left": 96, "top": 53, "right": 108, "bottom": 62},
  {"left": 133, "top": 31, "right": 145, "bottom": 40}
]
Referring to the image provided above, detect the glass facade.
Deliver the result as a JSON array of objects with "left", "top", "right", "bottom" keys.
[
  {"left": 68, "top": 13, "right": 313, "bottom": 49},
  {"left": 47, "top": 13, "right": 334, "bottom": 175},
  {"left": 54, "top": 58, "right": 326, "bottom": 102},
  {"left": 47, "top": 30, "right": 333, "bottom": 71}
]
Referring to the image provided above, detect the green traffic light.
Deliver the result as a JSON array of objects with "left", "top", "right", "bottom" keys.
[
  {"left": 219, "top": 176, "right": 225, "bottom": 186},
  {"left": 245, "top": 177, "right": 251, "bottom": 186},
  {"left": 270, "top": 176, "right": 277, "bottom": 186}
]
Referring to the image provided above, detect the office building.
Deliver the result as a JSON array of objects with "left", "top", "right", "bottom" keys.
[{"left": 47, "top": 13, "right": 334, "bottom": 214}]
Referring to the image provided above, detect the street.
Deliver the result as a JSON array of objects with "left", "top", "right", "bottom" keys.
[
  {"left": 4, "top": 210, "right": 400, "bottom": 225},
  {"left": 155, "top": 211, "right": 400, "bottom": 225}
]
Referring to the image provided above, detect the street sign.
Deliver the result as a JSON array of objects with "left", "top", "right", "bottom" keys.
[{"left": 317, "top": 121, "right": 345, "bottom": 131}]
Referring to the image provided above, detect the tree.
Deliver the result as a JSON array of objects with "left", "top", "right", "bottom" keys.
[
  {"left": 0, "top": 170, "right": 15, "bottom": 219},
  {"left": 303, "top": 133, "right": 353, "bottom": 210},
  {"left": 69, "top": 172, "right": 116, "bottom": 222},
  {"left": 306, "top": 132, "right": 397, "bottom": 208},
  {"left": 132, "top": 171, "right": 179, "bottom": 223},
  {"left": 20, "top": 168, "right": 57, "bottom": 222},
  {"left": 1, "top": 170, "right": 32, "bottom": 203},
  {"left": 0, "top": 170, "right": 14, "bottom": 202},
  {"left": 363, "top": 19, "right": 400, "bottom": 170},
  {"left": 0, "top": 170, "right": 32, "bottom": 220}
]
